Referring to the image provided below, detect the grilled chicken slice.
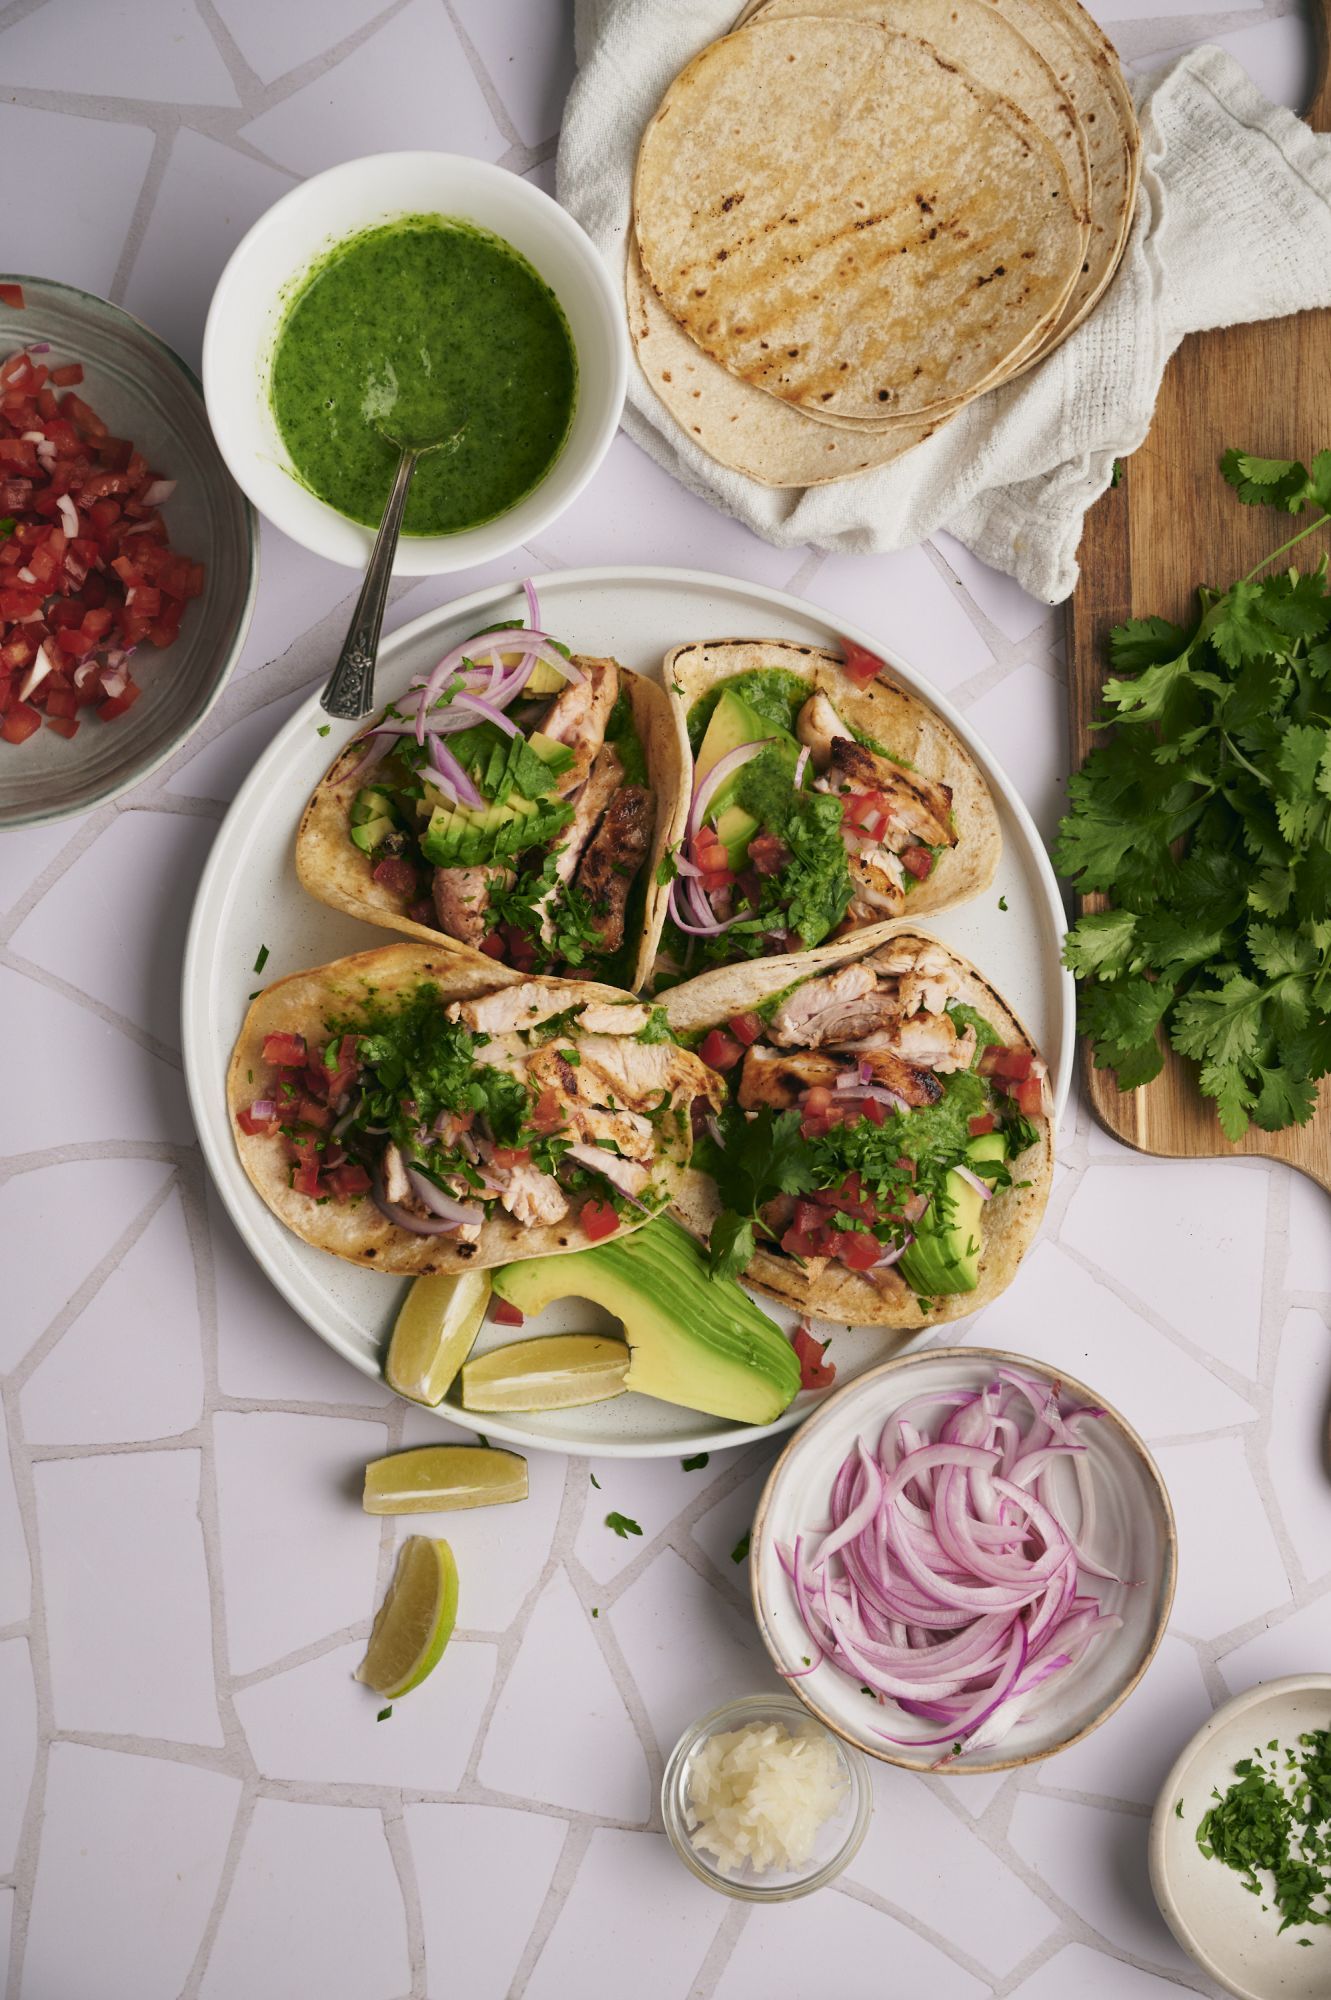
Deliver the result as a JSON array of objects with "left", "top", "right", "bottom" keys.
[
  {"left": 575, "top": 1000, "right": 653, "bottom": 1037},
  {"left": 796, "top": 691, "right": 852, "bottom": 770},
  {"left": 524, "top": 1046, "right": 656, "bottom": 1159},
  {"left": 768, "top": 964, "right": 900, "bottom": 1047},
  {"left": 489, "top": 1157, "right": 569, "bottom": 1227},
  {"left": 845, "top": 845, "right": 906, "bottom": 921},
  {"left": 828, "top": 739, "right": 956, "bottom": 852},
  {"left": 565, "top": 1142, "right": 651, "bottom": 1197},
  {"left": 448, "top": 982, "right": 578, "bottom": 1035},
  {"left": 382, "top": 1141, "right": 413, "bottom": 1206},
  {"left": 431, "top": 863, "right": 513, "bottom": 948},
  {"left": 845, "top": 1013, "right": 976, "bottom": 1074},
  {"left": 737, "top": 1044, "right": 943, "bottom": 1111},
  {"left": 572, "top": 1033, "right": 699, "bottom": 1111},
  {"left": 540, "top": 654, "right": 619, "bottom": 796},
  {"left": 867, "top": 937, "right": 964, "bottom": 1015},
  {"left": 576, "top": 784, "right": 654, "bottom": 953},
  {"left": 534, "top": 744, "right": 625, "bottom": 945}
]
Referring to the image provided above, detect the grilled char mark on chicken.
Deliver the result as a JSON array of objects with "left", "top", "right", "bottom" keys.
[
  {"left": 796, "top": 691, "right": 852, "bottom": 770},
  {"left": 523, "top": 1046, "right": 656, "bottom": 1160},
  {"left": 829, "top": 738, "right": 956, "bottom": 852},
  {"left": 575, "top": 784, "right": 654, "bottom": 953},
  {"left": 447, "top": 983, "right": 578, "bottom": 1036},
  {"left": 535, "top": 743, "right": 625, "bottom": 945},
  {"left": 765, "top": 943, "right": 977, "bottom": 1074},
  {"left": 845, "top": 846, "right": 906, "bottom": 921},
  {"left": 540, "top": 654, "right": 619, "bottom": 796},
  {"left": 430, "top": 862, "right": 514, "bottom": 948},
  {"left": 737, "top": 1044, "right": 943, "bottom": 1111},
  {"left": 767, "top": 964, "right": 897, "bottom": 1048},
  {"left": 477, "top": 1149, "right": 569, "bottom": 1227}
]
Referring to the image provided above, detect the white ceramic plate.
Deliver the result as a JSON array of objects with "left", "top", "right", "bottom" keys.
[
  {"left": 750, "top": 1347, "right": 1177, "bottom": 1769},
  {"left": 181, "top": 566, "right": 1073, "bottom": 1458},
  {"left": 1151, "top": 1675, "right": 1331, "bottom": 1999}
]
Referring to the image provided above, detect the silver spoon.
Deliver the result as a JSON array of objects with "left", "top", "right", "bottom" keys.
[{"left": 320, "top": 413, "right": 467, "bottom": 721}]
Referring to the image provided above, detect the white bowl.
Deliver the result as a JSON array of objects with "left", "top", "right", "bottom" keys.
[
  {"left": 1150, "top": 1675, "right": 1331, "bottom": 1998},
  {"left": 202, "top": 151, "right": 626, "bottom": 574},
  {"left": 751, "top": 1347, "right": 1177, "bottom": 1774}
]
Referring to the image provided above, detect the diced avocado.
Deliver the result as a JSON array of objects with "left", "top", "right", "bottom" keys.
[
  {"left": 697, "top": 688, "right": 795, "bottom": 789},
  {"left": 527, "top": 731, "right": 574, "bottom": 784},
  {"left": 421, "top": 797, "right": 538, "bottom": 868},
  {"left": 351, "top": 813, "right": 395, "bottom": 855},
  {"left": 899, "top": 1132, "right": 1007, "bottom": 1297},
  {"left": 714, "top": 801, "right": 760, "bottom": 869},
  {"left": 490, "top": 1216, "right": 800, "bottom": 1425},
  {"left": 350, "top": 785, "right": 398, "bottom": 856},
  {"left": 525, "top": 656, "right": 567, "bottom": 695}
]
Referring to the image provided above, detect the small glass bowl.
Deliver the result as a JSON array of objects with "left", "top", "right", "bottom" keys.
[{"left": 661, "top": 1692, "right": 872, "bottom": 1901}]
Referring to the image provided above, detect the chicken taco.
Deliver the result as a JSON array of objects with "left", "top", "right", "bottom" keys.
[
  {"left": 228, "top": 943, "right": 723, "bottom": 1276},
  {"left": 656, "top": 639, "right": 1001, "bottom": 982},
  {"left": 662, "top": 929, "right": 1051, "bottom": 1329},
  {"left": 296, "top": 587, "right": 687, "bottom": 991}
]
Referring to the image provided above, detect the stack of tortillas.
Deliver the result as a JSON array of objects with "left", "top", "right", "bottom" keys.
[{"left": 627, "top": 0, "right": 1140, "bottom": 487}]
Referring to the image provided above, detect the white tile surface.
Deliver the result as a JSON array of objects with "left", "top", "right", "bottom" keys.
[
  {"left": 478, "top": 1568, "right": 650, "bottom": 1819},
  {"left": 0, "top": 0, "right": 240, "bottom": 102},
  {"left": 1286, "top": 1169, "right": 1331, "bottom": 1294},
  {"left": 209, "top": 0, "right": 390, "bottom": 84},
  {"left": 573, "top": 1449, "right": 733, "bottom": 1584},
  {"left": 406, "top": 1802, "right": 567, "bottom": 2000},
  {"left": 21, "top": 1743, "right": 239, "bottom": 2000},
  {"left": 165, "top": 682, "right": 311, "bottom": 803},
  {"left": 0, "top": 1638, "right": 36, "bottom": 1875},
  {"left": 523, "top": 1827, "right": 725, "bottom": 2000},
  {"left": 237, "top": 1634, "right": 495, "bottom": 1788},
  {"left": 1151, "top": 1436, "right": 1289, "bottom": 1638},
  {"left": 238, "top": 0, "right": 506, "bottom": 179},
  {"left": 934, "top": 529, "right": 1053, "bottom": 643},
  {"left": 1034, "top": 1633, "right": 1212, "bottom": 1807},
  {"left": 0, "top": 1422, "right": 31, "bottom": 1627},
  {"left": 1008, "top": 1791, "right": 1196, "bottom": 1973},
  {"left": 962, "top": 660, "right": 1069, "bottom": 848},
  {"left": 1217, "top": 1586, "right": 1331, "bottom": 1692},
  {"left": 712, "top": 1884, "right": 988, "bottom": 2000},
  {"left": 212, "top": 1411, "right": 388, "bottom": 1673},
  {"left": 804, "top": 544, "right": 995, "bottom": 693},
  {"left": 0, "top": 964, "right": 194, "bottom": 1149},
  {"left": 453, "top": 0, "right": 576, "bottom": 145},
  {"left": 0, "top": 103, "right": 154, "bottom": 296},
  {"left": 846, "top": 1766, "right": 1058, "bottom": 1977},
  {"left": 1008, "top": 1940, "right": 1192, "bottom": 1998},
  {"left": 0, "top": 1156, "right": 172, "bottom": 1374},
  {"left": 21, "top": 1186, "right": 202, "bottom": 1444},
  {"left": 1266, "top": 1307, "right": 1331, "bottom": 1586},
  {"left": 200, "top": 1798, "right": 410, "bottom": 2000},
  {"left": 0, "top": 817, "right": 84, "bottom": 919},
  {"left": 611, "top": 1547, "right": 778, "bottom": 1758},
  {"left": 34, "top": 1448, "right": 224, "bottom": 1744}
]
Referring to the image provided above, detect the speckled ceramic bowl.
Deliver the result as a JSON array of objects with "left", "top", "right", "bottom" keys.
[
  {"left": 0, "top": 274, "right": 257, "bottom": 829},
  {"left": 1151, "top": 1675, "right": 1331, "bottom": 1998},
  {"left": 750, "top": 1347, "right": 1177, "bottom": 1774}
]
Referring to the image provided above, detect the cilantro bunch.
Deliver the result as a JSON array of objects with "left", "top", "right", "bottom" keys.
[{"left": 1056, "top": 450, "right": 1331, "bottom": 1139}]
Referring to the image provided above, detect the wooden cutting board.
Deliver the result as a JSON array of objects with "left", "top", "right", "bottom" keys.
[{"left": 1065, "top": 17, "right": 1331, "bottom": 1195}]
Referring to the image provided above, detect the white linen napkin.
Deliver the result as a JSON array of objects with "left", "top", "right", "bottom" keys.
[{"left": 558, "top": 2, "right": 1331, "bottom": 602}]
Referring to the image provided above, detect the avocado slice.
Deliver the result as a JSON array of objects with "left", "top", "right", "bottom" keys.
[
  {"left": 421, "top": 797, "right": 537, "bottom": 868},
  {"left": 899, "top": 1132, "right": 1007, "bottom": 1297},
  {"left": 527, "top": 730, "right": 574, "bottom": 783},
  {"left": 696, "top": 688, "right": 800, "bottom": 866},
  {"left": 525, "top": 656, "right": 567, "bottom": 695},
  {"left": 491, "top": 1216, "right": 800, "bottom": 1424}
]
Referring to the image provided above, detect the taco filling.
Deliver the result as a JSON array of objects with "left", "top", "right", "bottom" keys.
[
  {"left": 341, "top": 597, "right": 656, "bottom": 982},
  {"left": 662, "top": 665, "right": 957, "bottom": 974},
  {"left": 691, "top": 937, "right": 1047, "bottom": 1299},
  {"left": 233, "top": 976, "right": 698, "bottom": 1252}
]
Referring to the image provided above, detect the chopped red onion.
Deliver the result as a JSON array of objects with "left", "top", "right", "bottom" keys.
[
  {"left": 405, "top": 1167, "right": 484, "bottom": 1228},
  {"left": 141, "top": 478, "right": 176, "bottom": 506},
  {"left": 687, "top": 736, "right": 774, "bottom": 842},
  {"left": 56, "top": 492, "right": 79, "bottom": 538},
  {"left": 794, "top": 744, "right": 811, "bottom": 789}
]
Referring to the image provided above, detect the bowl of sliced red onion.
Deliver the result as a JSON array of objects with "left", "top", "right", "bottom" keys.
[{"left": 750, "top": 1348, "right": 1176, "bottom": 1774}]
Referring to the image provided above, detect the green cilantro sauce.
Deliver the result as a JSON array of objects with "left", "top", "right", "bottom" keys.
[{"left": 270, "top": 216, "right": 576, "bottom": 537}]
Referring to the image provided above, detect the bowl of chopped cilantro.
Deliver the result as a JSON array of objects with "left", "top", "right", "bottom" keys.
[{"left": 1151, "top": 1673, "right": 1331, "bottom": 1997}]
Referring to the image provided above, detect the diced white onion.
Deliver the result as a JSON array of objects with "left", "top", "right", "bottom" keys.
[{"left": 685, "top": 1722, "right": 846, "bottom": 1875}]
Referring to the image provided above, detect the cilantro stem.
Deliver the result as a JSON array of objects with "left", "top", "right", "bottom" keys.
[
  {"left": 1221, "top": 732, "right": 1273, "bottom": 789},
  {"left": 1242, "top": 508, "right": 1331, "bottom": 582}
]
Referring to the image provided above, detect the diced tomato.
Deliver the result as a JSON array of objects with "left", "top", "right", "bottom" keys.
[
  {"left": 289, "top": 1137, "right": 322, "bottom": 1198},
  {"left": 980, "top": 1043, "right": 1034, "bottom": 1080},
  {"left": 530, "top": 1088, "right": 565, "bottom": 1136},
  {"left": 792, "top": 1324, "right": 837, "bottom": 1390},
  {"left": 44, "top": 685, "right": 77, "bottom": 719},
  {"left": 727, "top": 1010, "right": 763, "bottom": 1046},
  {"left": 781, "top": 1221, "right": 832, "bottom": 1260},
  {"left": 97, "top": 679, "right": 142, "bottom": 720},
  {"left": 837, "top": 638, "right": 885, "bottom": 689},
  {"left": 1, "top": 703, "right": 40, "bottom": 744},
  {"left": 44, "top": 715, "right": 79, "bottom": 738},
  {"left": 295, "top": 1096, "right": 332, "bottom": 1131},
  {"left": 700, "top": 868, "right": 735, "bottom": 894},
  {"left": 699, "top": 1027, "right": 744, "bottom": 1072},
  {"left": 580, "top": 1199, "right": 619, "bottom": 1242},
  {"left": 325, "top": 1161, "right": 371, "bottom": 1203},
  {"left": 0, "top": 438, "right": 37, "bottom": 472},
  {"left": 1014, "top": 1075, "right": 1044, "bottom": 1118},
  {"left": 262, "top": 1031, "right": 307, "bottom": 1067},
  {"left": 490, "top": 1145, "right": 531, "bottom": 1168},
  {"left": 968, "top": 1113, "right": 996, "bottom": 1137},
  {"left": 321, "top": 1034, "right": 359, "bottom": 1104},
  {"left": 491, "top": 1301, "right": 524, "bottom": 1327},
  {"left": 747, "top": 831, "right": 790, "bottom": 875},
  {"left": 500, "top": 922, "right": 537, "bottom": 974},
  {"left": 792, "top": 1198, "right": 827, "bottom": 1237},
  {"left": 901, "top": 845, "right": 933, "bottom": 881},
  {"left": 0, "top": 283, "right": 25, "bottom": 309},
  {"left": 835, "top": 1229, "right": 881, "bottom": 1273},
  {"left": 858, "top": 1096, "right": 887, "bottom": 1127},
  {"left": 237, "top": 1104, "right": 281, "bottom": 1137},
  {"left": 372, "top": 855, "right": 416, "bottom": 900},
  {"left": 479, "top": 931, "right": 507, "bottom": 959}
]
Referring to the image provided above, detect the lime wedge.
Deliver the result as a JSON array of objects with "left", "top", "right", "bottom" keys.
[
  {"left": 460, "top": 1334, "right": 631, "bottom": 1412},
  {"left": 354, "top": 1536, "right": 458, "bottom": 1698},
  {"left": 385, "top": 1270, "right": 491, "bottom": 1406},
  {"left": 363, "top": 1445, "right": 528, "bottom": 1514}
]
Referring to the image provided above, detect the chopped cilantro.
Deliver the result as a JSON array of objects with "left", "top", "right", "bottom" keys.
[
  {"left": 317, "top": 723, "right": 331, "bottom": 737},
  {"left": 0, "top": 516, "right": 15, "bottom": 539},
  {"left": 1195, "top": 1726, "right": 1331, "bottom": 1936},
  {"left": 589, "top": 1472, "right": 601, "bottom": 1490},
  {"left": 605, "top": 1511, "right": 642, "bottom": 1539},
  {"left": 998, "top": 894, "right": 1008, "bottom": 911},
  {"left": 377, "top": 1705, "right": 393, "bottom": 1721},
  {"left": 730, "top": 1532, "right": 751, "bottom": 1564},
  {"left": 1110, "top": 459, "right": 1124, "bottom": 488},
  {"left": 636, "top": 1006, "right": 673, "bottom": 1044},
  {"left": 655, "top": 850, "right": 678, "bottom": 887},
  {"left": 591, "top": 1607, "right": 599, "bottom": 1618},
  {"left": 1176, "top": 1798, "right": 1184, "bottom": 1819},
  {"left": 681, "top": 1453, "right": 710, "bottom": 1471}
]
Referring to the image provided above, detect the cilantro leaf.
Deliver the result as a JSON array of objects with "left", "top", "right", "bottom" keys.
[
  {"left": 605, "top": 1511, "right": 642, "bottom": 1539},
  {"left": 1220, "top": 449, "right": 1313, "bottom": 512},
  {"left": 706, "top": 1105, "right": 807, "bottom": 1278}
]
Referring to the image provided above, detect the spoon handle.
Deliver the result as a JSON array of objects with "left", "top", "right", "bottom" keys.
[{"left": 320, "top": 447, "right": 419, "bottom": 720}]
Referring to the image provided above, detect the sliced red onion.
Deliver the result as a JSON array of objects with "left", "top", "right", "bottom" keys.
[
  {"left": 872, "top": 1233, "right": 914, "bottom": 1268},
  {"left": 524, "top": 577, "right": 541, "bottom": 630},
  {"left": 831, "top": 1074, "right": 911, "bottom": 1113},
  {"left": 667, "top": 876, "right": 752, "bottom": 937},
  {"left": 427, "top": 735, "right": 484, "bottom": 807},
  {"left": 448, "top": 692, "right": 520, "bottom": 737},
  {"left": 954, "top": 1164, "right": 994, "bottom": 1203},
  {"left": 794, "top": 744, "right": 811, "bottom": 789},
  {"left": 704, "top": 1114, "right": 725, "bottom": 1150},
  {"left": 672, "top": 851, "right": 703, "bottom": 880},
  {"left": 415, "top": 630, "right": 580, "bottom": 742},
  {"left": 345, "top": 733, "right": 394, "bottom": 784},
  {"left": 687, "top": 737, "right": 774, "bottom": 842},
  {"left": 405, "top": 1167, "right": 484, "bottom": 1228},
  {"left": 372, "top": 1172, "right": 469, "bottom": 1237}
]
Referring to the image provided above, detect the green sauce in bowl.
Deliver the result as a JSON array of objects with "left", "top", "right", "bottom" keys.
[{"left": 269, "top": 214, "right": 577, "bottom": 537}]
